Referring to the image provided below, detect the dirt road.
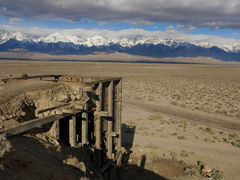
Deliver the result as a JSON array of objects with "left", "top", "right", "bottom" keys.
[{"left": 123, "top": 96, "right": 240, "bottom": 133}]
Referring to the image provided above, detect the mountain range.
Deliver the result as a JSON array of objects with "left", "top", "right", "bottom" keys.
[{"left": 0, "top": 30, "right": 240, "bottom": 62}]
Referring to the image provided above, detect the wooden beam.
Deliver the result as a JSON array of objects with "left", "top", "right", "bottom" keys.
[
  {"left": 100, "top": 151, "right": 122, "bottom": 174},
  {"left": 62, "top": 75, "right": 101, "bottom": 79},
  {"left": 58, "top": 80, "right": 87, "bottom": 86},
  {"left": 35, "top": 103, "right": 70, "bottom": 116},
  {"left": 117, "top": 79, "right": 122, "bottom": 149},
  {"left": 2, "top": 74, "right": 62, "bottom": 82},
  {"left": 82, "top": 103, "right": 88, "bottom": 146},
  {"left": 99, "top": 111, "right": 110, "bottom": 117},
  {"left": 111, "top": 132, "right": 117, "bottom": 137},
  {"left": 0, "top": 114, "right": 71, "bottom": 138},
  {"left": 95, "top": 83, "right": 102, "bottom": 150},
  {"left": 107, "top": 81, "right": 113, "bottom": 159},
  {"left": 108, "top": 81, "right": 113, "bottom": 117},
  {"left": 62, "top": 108, "right": 83, "bottom": 114},
  {"left": 69, "top": 114, "right": 77, "bottom": 147},
  {"left": 86, "top": 77, "right": 122, "bottom": 86},
  {"left": 53, "top": 119, "right": 60, "bottom": 140},
  {"left": 94, "top": 82, "right": 102, "bottom": 171}
]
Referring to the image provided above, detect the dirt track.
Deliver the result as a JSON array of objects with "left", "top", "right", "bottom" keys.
[{"left": 123, "top": 96, "right": 240, "bottom": 133}]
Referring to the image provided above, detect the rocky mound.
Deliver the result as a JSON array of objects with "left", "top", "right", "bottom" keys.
[{"left": 0, "top": 81, "right": 73, "bottom": 129}]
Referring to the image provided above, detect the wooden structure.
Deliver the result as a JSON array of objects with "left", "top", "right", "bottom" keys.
[{"left": 1, "top": 74, "right": 123, "bottom": 178}]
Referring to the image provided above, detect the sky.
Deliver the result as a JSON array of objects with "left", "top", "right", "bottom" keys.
[{"left": 0, "top": 0, "right": 240, "bottom": 45}]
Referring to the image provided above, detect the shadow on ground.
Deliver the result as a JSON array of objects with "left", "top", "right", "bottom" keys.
[
  {"left": 0, "top": 123, "right": 185, "bottom": 180},
  {"left": 121, "top": 124, "right": 169, "bottom": 180},
  {"left": 0, "top": 134, "right": 100, "bottom": 180}
]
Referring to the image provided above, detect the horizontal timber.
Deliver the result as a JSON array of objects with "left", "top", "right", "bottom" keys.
[
  {"left": 2, "top": 74, "right": 62, "bottom": 83},
  {"left": 0, "top": 113, "right": 72, "bottom": 138}
]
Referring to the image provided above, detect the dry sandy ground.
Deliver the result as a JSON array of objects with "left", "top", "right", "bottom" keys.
[
  {"left": 0, "top": 60, "right": 240, "bottom": 179},
  {"left": 122, "top": 98, "right": 240, "bottom": 180}
]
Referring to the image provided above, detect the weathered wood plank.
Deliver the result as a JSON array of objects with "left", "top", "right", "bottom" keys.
[
  {"left": 2, "top": 74, "right": 62, "bottom": 82},
  {"left": 69, "top": 114, "right": 77, "bottom": 147},
  {"left": 86, "top": 77, "right": 122, "bottom": 86},
  {"left": 99, "top": 111, "right": 110, "bottom": 117},
  {"left": 35, "top": 103, "right": 70, "bottom": 116},
  {"left": 82, "top": 103, "right": 88, "bottom": 146},
  {"left": 58, "top": 81, "right": 87, "bottom": 86},
  {"left": 94, "top": 82, "right": 102, "bottom": 171},
  {"left": 95, "top": 83, "right": 102, "bottom": 150},
  {"left": 100, "top": 151, "right": 122, "bottom": 174},
  {"left": 107, "top": 81, "right": 113, "bottom": 159},
  {"left": 117, "top": 79, "right": 122, "bottom": 149},
  {"left": 0, "top": 114, "right": 71, "bottom": 138},
  {"left": 53, "top": 119, "right": 60, "bottom": 140}
]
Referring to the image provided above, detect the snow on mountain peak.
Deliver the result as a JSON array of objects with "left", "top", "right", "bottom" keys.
[
  {"left": 85, "top": 35, "right": 107, "bottom": 46},
  {"left": 0, "top": 31, "right": 28, "bottom": 43},
  {"left": 40, "top": 32, "right": 71, "bottom": 43},
  {"left": 0, "top": 30, "right": 240, "bottom": 53},
  {"left": 10, "top": 32, "right": 28, "bottom": 41}
]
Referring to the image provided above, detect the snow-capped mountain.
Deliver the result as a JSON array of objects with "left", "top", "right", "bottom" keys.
[
  {"left": 39, "top": 32, "right": 71, "bottom": 43},
  {"left": 0, "top": 30, "right": 30, "bottom": 44},
  {"left": 0, "top": 30, "right": 240, "bottom": 62}
]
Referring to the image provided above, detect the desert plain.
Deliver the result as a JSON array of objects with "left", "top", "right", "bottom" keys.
[{"left": 0, "top": 60, "right": 240, "bottom": 180}]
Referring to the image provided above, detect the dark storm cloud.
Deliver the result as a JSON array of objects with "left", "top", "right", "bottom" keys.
[{"left": 1, "top": 0, "right": 240, "bottom": 29}]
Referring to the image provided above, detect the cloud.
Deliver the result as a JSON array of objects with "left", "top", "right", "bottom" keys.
[
  {"left": 127, "top": 20, "right": 153, "bottom": 26},
  {"left": 9, "top": 18, "right": 23, "bottom": 25},
  {"left": 232, "top": 32, "right": 239, "bottom": 35},
  {"left": 0, "top": 0, "right": 240, "bottom": 30},
  {"left": 167, "top": 25, "right": 175, "bottom": 31},
  {"left": 1, "top": 25, "right": 240, "bottom": 47},
  {"left": 177, "top": 24, "right": 196, "bottom": 30}
]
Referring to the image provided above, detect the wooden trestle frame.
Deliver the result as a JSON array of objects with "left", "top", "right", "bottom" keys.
[{"left": 1, "top": 74, "right": 123, "bottom": 177}]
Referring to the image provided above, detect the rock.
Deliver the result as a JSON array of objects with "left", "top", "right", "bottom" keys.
[
  {"left": 184, "top": 167, "right": 200, "bottom": 177},
  {"left": 76, "top": 93, "right": 82, "bottom": 100},
  {"left": 57, "top": 94, "right": 69, "bottom": 102},
  {"left": 50, "top": 138, "right": 60, "bottom": 146},
  {"left": 20, "top": 112, "right": 26, "bottom": 117},
  {"left": 70, "top": 94, "right": 76, "bottom": 101},
  {"left": 201, "top": 166, "right": 212, "bottom": 176},
  {"left": 180, "top": 160, "right": 189, "bottom": 166},
  {"left": 137, "top": 159, "right": 141, "bottom": 166},
  {"left": 1, "top": 116, "right": 7, "bottom": 121},
  {"left": 78, "top": 162, "right": 86, "bottom": 174},
  {"left": 195, "top": 165, "right": 202, "bottom": 173},
  {"left": 153, "top": 165, "right": 158, "bottom": 173},
  {"left": 128, "top": 159, "right": 133, "bottom": 163}
]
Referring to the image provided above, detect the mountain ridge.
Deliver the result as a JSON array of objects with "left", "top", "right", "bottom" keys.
[{"left": 0, "top": 30, "right": 240, "bottom": 62}]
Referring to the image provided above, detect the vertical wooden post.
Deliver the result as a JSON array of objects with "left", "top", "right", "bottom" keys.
[
  {"left": 117, "top": 79, "right": 122, "bottom": 149},
  {"left": 95, "top": 82, "right": 102, "bottom": 171},
  {"left": 96, "top": 83, "right": 102, "bottom": 149},
  {"left": 69, "top": 114, "right": 76, "bottom": 147},
  {"left": 53, "top": 119, "right": 60, "bottom": 140},
  {"left": 107, "top": 81, "right": 113, "bottom": 159},
  {"left": 82, "top": 103, "right": 88, "bottom": 147}
]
